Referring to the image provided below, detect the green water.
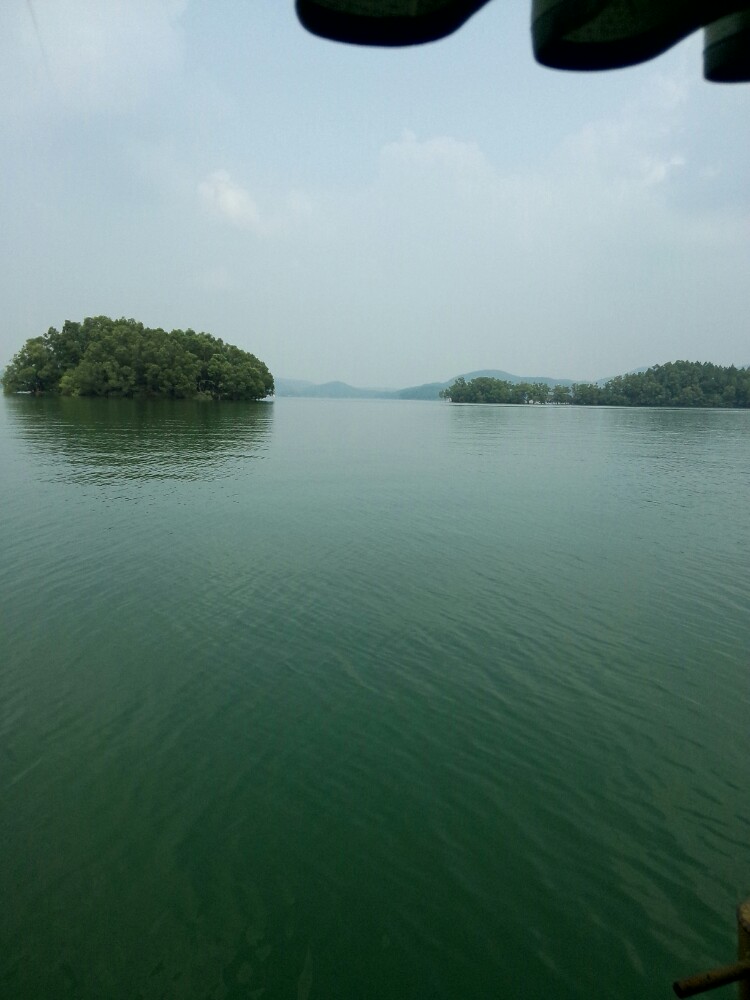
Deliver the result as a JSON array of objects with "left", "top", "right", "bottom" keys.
[{"left": 1, "top": 395, "right": 749, "bottom": 999}]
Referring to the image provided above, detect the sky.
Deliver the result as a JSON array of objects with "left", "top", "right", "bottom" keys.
[{"left": 1, "top": 1, "right": 748, "bottom": 388}]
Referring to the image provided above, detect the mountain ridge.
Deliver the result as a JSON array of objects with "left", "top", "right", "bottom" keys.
[{"left": 276, "top": 369, "right": 580, "bottom": 400}]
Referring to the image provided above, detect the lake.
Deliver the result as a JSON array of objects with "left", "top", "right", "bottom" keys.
[{"left": 1, "top": 395, "right": 749, "bottom": 1000}]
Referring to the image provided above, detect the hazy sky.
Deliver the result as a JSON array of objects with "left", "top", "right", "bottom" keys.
[{"left": 1, "top": 2, "right": 748, "bottom": 387}]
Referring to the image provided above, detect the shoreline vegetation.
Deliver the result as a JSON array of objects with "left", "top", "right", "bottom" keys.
[
  {"left": 3, "top": 325, "right": 748, "bottom": 410},
  {"left": 0, "top": 317, "right": 274, "bottom": 401},
  {"left": 440, "top": 362, "right": 750, "bottom": 408}
]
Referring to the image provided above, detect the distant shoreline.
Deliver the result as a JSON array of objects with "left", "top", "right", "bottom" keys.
[{"left": 275, "top": 362, "right": 750, "bottom": 408}]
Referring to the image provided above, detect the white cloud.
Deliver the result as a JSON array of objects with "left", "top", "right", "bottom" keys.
[
  {"left": 640, "top": 154, "right": 686, "bottom": 186},
  {"left": 543, "top": 69, "right": 691, "bottom": 205},
  {"left": 197, "top": 170, "right": 318, "bottom": 238},
  {"left": 650, "top": 69, "right": 690, "bottom": 112},
  {"left": 198, "top": 170, "right": 261, "bottom": 231},
  {"left": 380, "top": 130, "right": 490, "bottom": 177},
  {"left": 284, "top": 67, "right": 748, "bottom": 382}
]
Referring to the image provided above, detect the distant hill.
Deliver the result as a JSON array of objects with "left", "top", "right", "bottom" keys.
[
  {"left": 394, "top": 381, "right": 447, "bottom": 400},
  {"left": 275, "top": 377, "right": 398, "bottom": 399},
  {"left": 277, "top": 369, "right": 577, "bottom": 401},
  {"left": 275, "top": 377, "right": 316, "bottom": 394},
  {"left": 459, "top": 369, "right": 576, "bottom": 388}
]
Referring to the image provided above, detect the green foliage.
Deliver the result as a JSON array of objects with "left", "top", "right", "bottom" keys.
[
  {"left": 1, "top": 336, "right": 59, "bottom": 394},
  {"left": 551, "top": 384, "right": 572, "bottom": 404},
  {"left": 441, "top": 362, "right": 750, "bottom": 408},
  {"left": 1, "top": 317, "right": 274, "bottom": 401},
  {"left": 440, "top": 376, "right": 553, "bottom": 405}
]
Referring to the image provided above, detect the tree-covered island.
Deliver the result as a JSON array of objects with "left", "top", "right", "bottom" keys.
[
  {"left": 1, "top": 316, "right": 274, "bottom": 401},
  {"left": 440, "top": 362, "right": 750, "bottom": 408}
]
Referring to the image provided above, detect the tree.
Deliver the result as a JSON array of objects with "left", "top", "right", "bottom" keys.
[
  {"left": 570, "top": 382, "right": 602, "bottom": 405},
  {"left": 3, "top": 317, "right": 274, "bottom": 401},
  {"left": 527, "top": 382, "right": 550, "bottom": 404},
  {"left": 1, "top": 337, "right": 59, "bottom": 393}
]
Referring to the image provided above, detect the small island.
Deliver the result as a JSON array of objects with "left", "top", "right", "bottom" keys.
[
  {"left": 1, "top": 316, "right": 274, "bottom": 401},
  {"left": 440, "top": 361, "right": 750, "bottom": 408}
]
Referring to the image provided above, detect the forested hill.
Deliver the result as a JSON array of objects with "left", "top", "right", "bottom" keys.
[
  {"left": 441, "top": 362, "right": 750, "bottom": 407},
  {"left": 1, "top": 317, "right": 273, "bottom": 401}
]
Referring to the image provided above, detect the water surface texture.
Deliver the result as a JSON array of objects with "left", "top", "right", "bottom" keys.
[{"left": 2, "top": 396, "right": 749, "bottom": 1000}]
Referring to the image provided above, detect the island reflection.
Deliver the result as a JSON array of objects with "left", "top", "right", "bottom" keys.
[{"left": 5, "top": 396, "right": 274, "bottom": 484}]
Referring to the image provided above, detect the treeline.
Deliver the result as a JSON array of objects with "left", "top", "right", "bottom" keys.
[
  {"left": 441, "top": 378, "right": 566, "bottom": 404},
  {"left": 1, "top": 316, "right": 274, "bottom": 401},
  {"left": 441, "top": 362, "right": 750, "bottom": 408}
]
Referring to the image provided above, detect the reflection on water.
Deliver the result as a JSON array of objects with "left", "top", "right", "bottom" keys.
[
  {"left": 4, "top": 395, "right": 274, "bottom": 483},
  {"left": 1, "top": 397, "right": 749, "bottom": 1000}
]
